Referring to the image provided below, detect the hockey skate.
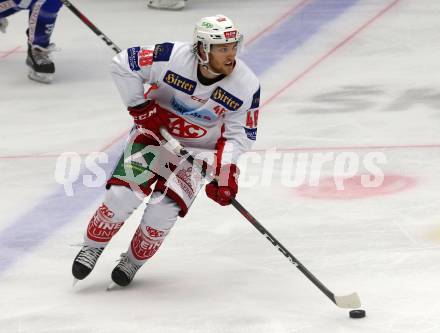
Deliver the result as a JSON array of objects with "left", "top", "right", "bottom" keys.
[
  {"left": 72, "top": 245, "right": 104, "bottom": 283},
  {"left": 26, "top": 43, "right": 56, "bottom": 83},
  {"left": 147, "top": 0, "right": 186, "bottom": 10},
  {"left": 108, "top": 253, "right": 142, "bottom": 289}
]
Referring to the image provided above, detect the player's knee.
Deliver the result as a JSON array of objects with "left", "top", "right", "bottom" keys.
[
  {"left": 141, "top": 192, "right": 180, "bottom": 230},
  {"left": 104, "top": 186, "right": 143, "bottom": 221}
]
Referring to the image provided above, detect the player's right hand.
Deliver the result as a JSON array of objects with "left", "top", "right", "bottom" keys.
[{"left": 205, "top": 164, "right": 239, "bottom": 206}]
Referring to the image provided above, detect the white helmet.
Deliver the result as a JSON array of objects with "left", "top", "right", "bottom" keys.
[{"left": 193, "top": 14, "right": 243, "bottom": 55}]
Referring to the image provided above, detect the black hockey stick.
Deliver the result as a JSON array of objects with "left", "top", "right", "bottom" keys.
[
  {"left": 160, "top": 128, "right": 361, "bottom": 309},
  {"left": 60, "top": 0, "right": 121, "bottom": 53}
]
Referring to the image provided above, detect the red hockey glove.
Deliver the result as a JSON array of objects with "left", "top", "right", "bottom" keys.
[
  {"left": 205, "top": 164, "right": 239, "bottom": 206},
  {"left": 128, "top": 100, "right": 170, "bottom": 138}
]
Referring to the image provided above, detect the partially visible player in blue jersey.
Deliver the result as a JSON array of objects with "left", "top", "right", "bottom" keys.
[{"left": 0, "top": 0, "right": 63, "bottom": 83}]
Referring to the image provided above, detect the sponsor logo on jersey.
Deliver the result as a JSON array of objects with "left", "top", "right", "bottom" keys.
[
  {"left": 168, "top": 116, "right": 207, "bottom": 139},
  {"left": 153, "top": 42, "right": 174, "bottom": 62},
  {"left": 244, "top": 127, "right": 257, "bottom": 141},
  {"left": 210, "top": 87, "right": 243, "bottom": 111},
  {"left": 224, "top": 30, "right": 237, "bottom": 39},
  {"left": 163, "top": 70, "right": 197, "bottom": 95},
  {"left": 191, "top": 95, "right": 208, "bottom": 103},
  {"left": 171, "top": 97, "right": 214, "bottom": 122},
  {"left": 251, "top": 87, "right": 261, "bottom": 109},
  {"left": 127, "top": 46, "right": 141, "bottom": 71},
  {"left": 138, "top": 49, "right": 153, "bottom": 67},
  {"left": 170, "top": 96, "right": 192, "bottom": 115}
]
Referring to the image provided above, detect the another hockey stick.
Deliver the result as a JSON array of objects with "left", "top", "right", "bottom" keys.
[
  {"left": 60, "top": 0, "right": 121, "bottom": 53},
  {"left": 160, "top": 127, "right": 361, "bottom": 309}
]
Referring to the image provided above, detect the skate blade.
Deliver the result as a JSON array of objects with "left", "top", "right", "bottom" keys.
[
  {"left": 106, "top": 282, "right": 117, "bottom": 291},
  {"left": 28, "top": 69, "right": 53, "bottom": 84},
  {"left": 72, "top": 278, "right": 79, "bottom": 287}
]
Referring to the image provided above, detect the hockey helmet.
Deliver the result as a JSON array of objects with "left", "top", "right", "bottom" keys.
[{"left": 193, "top": 14, "right": 243, "bottom": 55}]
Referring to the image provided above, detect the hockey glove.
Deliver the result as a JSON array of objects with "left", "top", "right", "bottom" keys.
[
  {"left": 205, "top": 164, "right": 239, "bottom": 206},
  {"left": 128, "top": 100, "right": 170, "bottom": 138}
]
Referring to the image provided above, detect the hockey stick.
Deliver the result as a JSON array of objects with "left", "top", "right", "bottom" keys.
[
  {"left": 60, "top": 0, "right": 121, "bottom": 53},
  {"left": 160, "top": 127, "right": 361, "bottom": 309}
]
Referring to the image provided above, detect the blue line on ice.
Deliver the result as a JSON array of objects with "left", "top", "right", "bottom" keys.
[{"left": 242, "top": 0, "right": 360, "bottom": 76}]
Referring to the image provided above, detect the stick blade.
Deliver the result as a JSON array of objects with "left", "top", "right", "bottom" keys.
[{"left": 334, "top": 292, "right": 361, "bottom": 309}]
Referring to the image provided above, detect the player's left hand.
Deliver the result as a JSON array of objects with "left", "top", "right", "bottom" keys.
[
  {"left": 128, "top": 100, "right": 170, "bottom": 138},
  {"left": 205, "top": 164, "right": 239, "bottom": 206}
]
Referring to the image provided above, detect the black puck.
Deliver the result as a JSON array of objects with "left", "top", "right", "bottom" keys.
[{"left": 349, "top": 309, "right": 366, "bottom": 318}]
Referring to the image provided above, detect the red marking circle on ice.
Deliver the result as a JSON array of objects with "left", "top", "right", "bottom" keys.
[{"left": 296, "top": 174, "right": 416, "bottom": 200}]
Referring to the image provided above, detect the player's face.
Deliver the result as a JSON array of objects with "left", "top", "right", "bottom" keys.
[{"left": 208, "top": 43, "right": 238, "bottom": 75}]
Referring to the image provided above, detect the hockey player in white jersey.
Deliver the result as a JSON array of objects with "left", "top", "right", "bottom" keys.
[{"left": 72, "top": 14, "right": 260, "bottom": 287}]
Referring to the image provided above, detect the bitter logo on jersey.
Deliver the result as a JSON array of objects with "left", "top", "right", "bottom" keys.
[
  {"left": 163, "top": 70, "right": 197, "bottom": 95},
  {"left": 210, "top": 87, "right": 243, "bottom": 111}
]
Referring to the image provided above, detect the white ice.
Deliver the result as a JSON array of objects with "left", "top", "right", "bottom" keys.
[{"left": 1, "top": 0, "right": 440, "bottom": 332}]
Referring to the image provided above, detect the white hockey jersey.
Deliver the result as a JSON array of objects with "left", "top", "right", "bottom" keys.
[{"left": 110, "top": 41, "right": 260, "bottom": 166}]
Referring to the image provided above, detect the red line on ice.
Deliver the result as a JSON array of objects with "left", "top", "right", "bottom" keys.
[
  {"left": 0, "top": 46, "right": 22, "bottom": 59},
  {"left": 98, "top": 129, "right": 130, "bottom": 152}
]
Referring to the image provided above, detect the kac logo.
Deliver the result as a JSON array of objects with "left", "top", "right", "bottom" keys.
[{"left": 168, "top": 116, "right": 207, "bottom": 139}]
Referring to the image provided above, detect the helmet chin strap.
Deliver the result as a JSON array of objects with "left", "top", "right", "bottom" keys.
[
  {"left": 196, "top": 52, "right": 222, "bottom": 76},
  {"left": 202, "top": 64, "right": 222, "bottom": 76}
]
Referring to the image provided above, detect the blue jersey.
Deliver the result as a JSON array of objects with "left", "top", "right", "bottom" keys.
[{"left": 0, "top": 0, "right": 63, "bottom": 47}]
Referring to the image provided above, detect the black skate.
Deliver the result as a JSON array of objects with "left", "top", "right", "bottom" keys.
[
  {"left": 26, "top": 43, "right": 56, "bottom": 84},
  {"left": 110, "top": 253, "right": 142, "bottom": 287},
  {"left": 72, "top": 246, "right": 104, "bottom": 282}
]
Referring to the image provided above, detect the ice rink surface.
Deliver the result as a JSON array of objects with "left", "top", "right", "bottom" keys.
[{"left": 1, "top": 0, "right": 440, "bottom": 332}]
